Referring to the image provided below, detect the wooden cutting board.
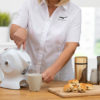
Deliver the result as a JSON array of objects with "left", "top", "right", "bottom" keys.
[{"left": 48, "top": 85, "right": 100, "bottom": 98}]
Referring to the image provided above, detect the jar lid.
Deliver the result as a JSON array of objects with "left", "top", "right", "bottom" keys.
[{"left": 75, "top": 56, "right": 88, "bottom": 64}]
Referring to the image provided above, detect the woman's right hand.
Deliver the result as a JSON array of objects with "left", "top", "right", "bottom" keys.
[{"left": 13, "top": 28, "right": 27, "bottom": 49}]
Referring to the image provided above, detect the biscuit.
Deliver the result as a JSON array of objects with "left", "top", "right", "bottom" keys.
[
  {"left": 64, "top": 83, "right": 73, "bottom": 92},
  {"left": 78, "top": 83, "right": 87, "bottom": 93},
  {"left": 85, "top": 83, "right": 93, "bottom": 90},
  {"left": 72, "top": 85, "right": 79, "bottom": 92},
  {"left": 68, "top": 79, "right": 79, "bottom": 86}
]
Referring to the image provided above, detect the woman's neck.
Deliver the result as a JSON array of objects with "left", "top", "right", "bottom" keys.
[{"left": 47, "top": 0, "right": 60, "bottom": 7}]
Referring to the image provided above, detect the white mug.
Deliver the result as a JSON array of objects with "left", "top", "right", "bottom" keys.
[{"left": 26, "top": 73, "right": 42, "bottom": 92}]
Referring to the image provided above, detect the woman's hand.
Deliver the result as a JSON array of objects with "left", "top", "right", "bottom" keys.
[
  {"left": 42, "top": 67, "right": 57, "bottom": 83},
  {"left": 13, "top": 28, "right": 27, "bottom": 49}
]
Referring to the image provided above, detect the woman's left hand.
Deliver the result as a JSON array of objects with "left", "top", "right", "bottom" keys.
[{"left": 42, "top": 67, "right": 56, "bottom": 83}]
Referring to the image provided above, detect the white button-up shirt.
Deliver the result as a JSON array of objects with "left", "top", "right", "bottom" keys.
[{"left": 12, "top": 0, "right": 81, "bottom": 81}]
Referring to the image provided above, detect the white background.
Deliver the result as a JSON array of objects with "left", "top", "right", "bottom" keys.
[{"left": 71, "top": 0, "right": 100, "bottom": 7}]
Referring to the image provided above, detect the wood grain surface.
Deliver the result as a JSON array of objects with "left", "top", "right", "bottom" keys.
[{"left": 0, "top": 81, "right": 100, "bottom": 100}]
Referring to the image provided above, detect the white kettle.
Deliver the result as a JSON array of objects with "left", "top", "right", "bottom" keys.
[{"left": 0, "top": 48, "right": 31, "bottom": 89}]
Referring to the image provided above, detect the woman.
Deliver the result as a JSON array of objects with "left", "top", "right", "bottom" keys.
[{"left": 10, "top": 0, "right": 81, "bottom": 83}]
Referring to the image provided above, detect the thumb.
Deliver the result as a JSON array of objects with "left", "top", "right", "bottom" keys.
[
  {"left": 42, "top": 73, "right": 45, "bottom": 80},
  {"left": 23, "top": 41, "right": 26, "bottom": 50}
]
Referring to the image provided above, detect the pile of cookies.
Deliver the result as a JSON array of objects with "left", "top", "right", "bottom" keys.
[{"left": 64, "top": 79, "right": 93, "bottom": 93}]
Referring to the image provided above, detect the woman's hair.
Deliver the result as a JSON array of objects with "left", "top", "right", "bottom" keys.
[
  {"left": 56, "top": 0, "right": 70, "bottom": 6},
  {"left": 38, "top": 0, "right": 70, "bottom": 6},
  {"left": 38, "top": 0, "right": 42, "bottom": 3}
]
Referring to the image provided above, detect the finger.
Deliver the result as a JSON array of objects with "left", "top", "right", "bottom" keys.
[
  {"left": 23, "top": 41, "right": 26, "bottom": 50},
  {"left": 44, "top": 75, "right": 49, "bottom": 82},
  {"left": 14, "top": 37, "right": 18, "bottom": 43},
  {"left": 42, "top": 73, "right": 48, "bottom": 82},
  {"left": 14, "top": 34, "right": 22, "bottom": 44},
  {"left": 14, "top": 40, "right": 18, "bottom": 46},
  {"left": 15, "top": 39, "right": 22, "bottom": 48},
  {"left": 46, "top": 77, "right": 53, "bottom": 83},
  {"left": 17, "top": 41, "right": 23, "bottom": 49},
  {"left": 42, "top": 74, "right": 44, "bottom": 80},
  {"left": 13, "top": 34, "right": 19, "bottom": 42},
  {"left": 46, "top": 79, "right": 51, "bottom": 83},
  {"left": 14, "top": 37, "right": 20, "bottom": 45},
  {"left": 46, "top": 76, "right": 54, "bottom": 83},
  {"left": 42, "top": 72, "right": 46, "bottom": 79},
  {"left": 14, "top": 32, "right": 25, "bottom": 42},
  {"left": 42, "top": 73, "right": 45, "bottom": 78}
]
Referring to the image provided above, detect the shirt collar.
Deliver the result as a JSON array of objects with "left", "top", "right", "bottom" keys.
[
  {"left": 62, "top": 1, "right": 70, "bottom": 11},
  {"left": 40, "top": 0, "right": 69, "bottom": 11},
  {"left": 39, "top": 0, "right": 46, "bottom": 5}
]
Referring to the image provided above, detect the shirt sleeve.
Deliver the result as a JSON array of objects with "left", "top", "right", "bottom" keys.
[
  {"left": 12, "top": 0, "right": 28, "bottom": 28},
  {"left": 65, "top": 9, "right": 81, "bottom": 44}
]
